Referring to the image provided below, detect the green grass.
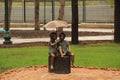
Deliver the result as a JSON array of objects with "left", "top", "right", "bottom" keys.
[
  {"left": 0, "top": 1, "right": 114, "bottom": 7},
  {"left": 0, "top": 43, "right": 120, "bottom": 73},
  {"left": 0, "top": 2, "right": 75, "bottom": 6},
  {"left": 0, "top": 46, "right": 48, "bottom": 73},
  {"left": 73, "top": 43, "right": 120, "bottom": 68},
  {"left": 106, "top": 0, "right": 114, "bottom": 5}
]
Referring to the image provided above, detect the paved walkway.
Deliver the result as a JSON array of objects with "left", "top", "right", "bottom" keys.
[
  {"left": 0, "top": 28, "right": 113, "bottom": 44},
  {"left": 0, "top": 28, "right": 113, "bottom": 33},
  {"left": 0, "top": 35, "right": 113, "bottom": 44}
]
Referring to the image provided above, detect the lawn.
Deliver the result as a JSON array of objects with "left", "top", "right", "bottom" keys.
[
  {"left": 0, "top": 1, "right": 114, "bottom": 7},
  {"left": 0, "top": 43, "right": 120, "bottom": 73}
]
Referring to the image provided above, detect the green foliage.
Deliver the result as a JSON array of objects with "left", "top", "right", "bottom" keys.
[
  {"left": 0, "top": 43, "right": 120, "bottom": 73},
  {"left": 0, "top": 0, "right": 114, "bottom": 7}
]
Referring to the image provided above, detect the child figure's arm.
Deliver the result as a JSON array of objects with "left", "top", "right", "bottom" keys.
[{"left": 50, "top": 40, "right": 58, "bottom": 46}]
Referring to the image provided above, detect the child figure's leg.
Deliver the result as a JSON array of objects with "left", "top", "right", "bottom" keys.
[
  {"left": 71, "top": 53, "right": 75, "bottom": 66},
  {"left": 50, "top": 53, "right": 55, "bottom": 70},
  {"left": 66, "top": 52, "right": 75, "bottom": 66}
]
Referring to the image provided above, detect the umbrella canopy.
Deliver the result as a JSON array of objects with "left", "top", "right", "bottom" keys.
[{"left": 44, "top": 20, "right": 70, "bottom": 28}]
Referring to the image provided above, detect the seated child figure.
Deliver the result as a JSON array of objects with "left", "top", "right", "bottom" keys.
[
  {"left": 58, "top": 32, "right": 75, "bottom": 66},
  {"left": 48, "top": 32, "right": 59, "bottom": 71}
]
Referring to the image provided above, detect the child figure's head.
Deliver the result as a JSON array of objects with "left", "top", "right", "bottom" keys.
[
  {"left": 59, "top": 32, "right": 66, "bottom": 41},
  {"left": 50, "top": 32, "right": 57, "bottom": 41}
]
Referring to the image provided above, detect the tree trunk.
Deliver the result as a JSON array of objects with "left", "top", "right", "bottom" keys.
[
  {"left": 71, "top": 0, "right": 79, "bottom": 44},
  {"left": 114, "top": 0, "right": 120, "bottom": 43},
  {"left": 34, "top": 0, "right": 40, "bottom": 30},
  {"left": 58, "top": 0, "right": 65, "bottom": 20}
]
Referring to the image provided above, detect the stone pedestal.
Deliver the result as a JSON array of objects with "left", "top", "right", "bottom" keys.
[{"left": 48, "top": 56, "right": 71, "bottom": 74}]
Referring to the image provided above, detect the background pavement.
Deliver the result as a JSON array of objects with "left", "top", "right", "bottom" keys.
[{"left": 0, "top": 28, "right": 114, "bottom": 44}]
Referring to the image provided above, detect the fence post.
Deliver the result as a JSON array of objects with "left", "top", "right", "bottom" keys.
[
  {"left": 83, "top": 0, "right": 86, "bottom": 23},
  {"left": 23, "top": 0, "right": 26, "bottom": 23}
]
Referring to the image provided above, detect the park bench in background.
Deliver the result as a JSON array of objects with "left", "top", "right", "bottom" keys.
[{"left": 48, "top": 55, "right": 71, "bottom": 74}]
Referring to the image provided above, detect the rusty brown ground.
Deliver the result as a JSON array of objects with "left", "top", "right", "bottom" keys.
[{"left": 0, "top": 66, "right": 120, "bottom": 80}]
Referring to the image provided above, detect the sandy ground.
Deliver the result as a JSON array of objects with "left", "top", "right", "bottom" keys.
[{"left": 0, "top": 66, "right": 120, "bottom": 80}]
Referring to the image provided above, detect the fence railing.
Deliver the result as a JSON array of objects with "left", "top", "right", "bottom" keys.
[{"left": 0, "top": 0, "right": 114, "bottom": 23}]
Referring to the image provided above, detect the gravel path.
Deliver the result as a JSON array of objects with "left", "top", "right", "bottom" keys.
[{"left": 0, "top": 66, "right": 120, "bottom": 80}]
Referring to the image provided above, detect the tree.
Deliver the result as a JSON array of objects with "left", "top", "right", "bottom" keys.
[
  {"left": 34, "top": 0, "right": 40, "bottom": 30},
  {"left": 71, "top": 0, "right": 79, "bottom": 44},
  {"left": 114, "top": 0, "right": 120, "bottom": 43},
  {"left": 58, "top": 0, "right": 65, "bottom": 20}
]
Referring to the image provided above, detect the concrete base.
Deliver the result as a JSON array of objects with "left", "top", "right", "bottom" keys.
[
  {"left": 48, "top": 56, "right": 71, "bottom": 74},
  {"left": 54, "top": 56, "right": 71, "bottom": 74}
]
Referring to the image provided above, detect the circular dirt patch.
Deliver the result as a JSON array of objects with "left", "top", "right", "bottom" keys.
[{"left": 0, "top": 66, "right": 120, "bottom": 80}]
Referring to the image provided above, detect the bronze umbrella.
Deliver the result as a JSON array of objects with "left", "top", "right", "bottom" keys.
[{"left": 44, "top": 20, "right": 70, "bottom": 32}]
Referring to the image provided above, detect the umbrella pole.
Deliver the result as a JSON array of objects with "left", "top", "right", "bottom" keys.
[
  {"left": 56, "top": 28, "right": 58, "bottom": 35},
  {"left": 56, "top": 27, "right": 63, "bottom": 35}
]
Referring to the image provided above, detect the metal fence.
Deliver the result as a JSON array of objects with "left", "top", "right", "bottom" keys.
[{"left": 0, "top": 0, "right": 114, "bottom": 23}]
